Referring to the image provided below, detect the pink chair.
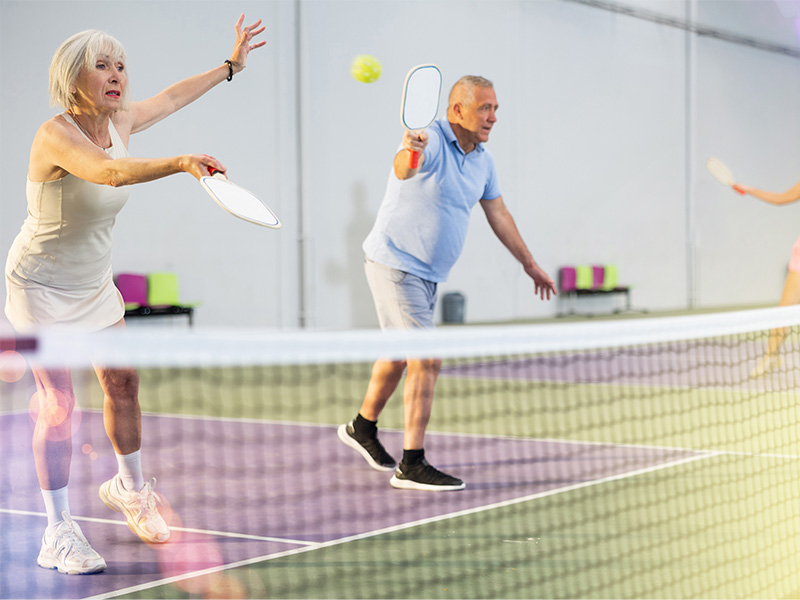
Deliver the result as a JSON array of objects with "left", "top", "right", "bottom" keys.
[
  {"left": 558, "top": 264, "right": 639, "bottom": 316},
  {"left": 116, "top": 272, "right": 196, "bottom": 326},
  {"left": 115, "top": 273, "right": 148, "bottom": 309},
  {"left": 592, "top": 265, "right": 604, "bottom": 290},
  {"left": 557, "top": 267, "right": 578, "bottom": 316},
  {"left": 559, "top": 266, "right": 577, "bottom": 292}
]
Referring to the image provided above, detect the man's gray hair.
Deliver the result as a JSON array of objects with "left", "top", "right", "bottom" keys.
[{"left": 449, "top": 75, "right": 493, "bottom": 106}]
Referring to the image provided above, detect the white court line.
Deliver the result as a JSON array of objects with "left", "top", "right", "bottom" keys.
[
  {"left": 130, "top": 411, "right": 800, "bottom": 461},
  {"left": 82, "top": 451, "right": 714, "bottom": 600},
  {"left": 13, "top": 407, "right": 790, "bottom": 463},
  {"left": 0, "top": 508, "right": 314, "bottom": 546},
  {"left": 5, "top": 414, "right": 794, "bottom": 597},
  {"left": 423, "top": 430, "right": 800, "bottom": 461}
]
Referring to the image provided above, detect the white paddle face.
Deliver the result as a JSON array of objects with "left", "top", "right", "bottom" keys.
[
  {"left": 401, "top": 64, "right": 442, "bottom": 130},
  {"left": 705, "top": 156, "right": 745, "bottom": 195},
  {"left": 401, "top": 64, "right": 442, "bottom": 169},
  {"left": 706, "top": 156, "right": 734, "bottom": 186},
  {"left": 200, "top": 175, "right": 281, "bottom": 229}
]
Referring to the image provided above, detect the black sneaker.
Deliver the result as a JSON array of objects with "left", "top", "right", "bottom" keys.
[
  {"left": 337, "top": 421, "right": 397, "bottom": 472},
  {"left": 389, "top": 458, "right": 465, "bottom": 491}
]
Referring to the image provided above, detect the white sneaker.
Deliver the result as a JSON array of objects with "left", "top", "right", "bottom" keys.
[
  {"left": 37, "top": 512, "right": 106, "bottom": 574},
  {"left": 99, "top": 475, "right": 170, "bottom": 543}
]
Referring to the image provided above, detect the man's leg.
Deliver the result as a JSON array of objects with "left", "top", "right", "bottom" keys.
[
  {"left": 389, "top": 356, "right": 464, "bottom": 491},
  {"left": 338, "top": 358, "right": 406, "bottom": 472},
  {"left": 401, "top": 358, "right": 441, "bottom": 450},
  {"left": 341, "top": 258, "right": 464, "bottom": 489},
  {"left": 339, "top": 259, "right": 423, "bottom": 471},
  {"left": 359, "top": 359, "right": 407, "bottom": 421}
]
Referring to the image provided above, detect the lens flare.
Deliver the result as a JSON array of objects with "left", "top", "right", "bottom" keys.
[
  {"left": 158, "top": 538, "right": 224, "bottom": 594},
  {"left": 0, "top": 350, "right": 27, "bottom": 383},
  {"left": 28, "top": 389, "right": 82, "bottom": 441},
  {"left": 205, "top": 573, "right": 248, "bottom": 599}
]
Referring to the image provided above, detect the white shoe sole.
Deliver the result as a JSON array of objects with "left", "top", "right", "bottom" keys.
[
  {"left": 99, "top": 479, "right": 170, "bottom": 544},
  {"left": 38, "top": 560, "right": 106, "bottom": 575},
  {"left": 337, "top": 423, "right": 396, "bottom": 472},
  {"left": 37, "top": 554, "right": 106, "bottom": 575},
  {"left": 389, "top": 474, "right": 466, "bottom": 491}
]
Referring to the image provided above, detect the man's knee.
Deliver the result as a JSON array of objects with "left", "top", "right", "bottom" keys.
[
  {"left": 408, "top": 358, "right": 441, "bottom": 375},
  {"left": 101, "top": 368, "right": 140, "bottom": 400},
  {"left": 376, "top": 359, "right": 408, "bottom": 377}
]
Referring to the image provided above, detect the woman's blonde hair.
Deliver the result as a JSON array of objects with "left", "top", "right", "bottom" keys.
[{"left": 49, "top": 29, "right": 129, "bottom": 109}]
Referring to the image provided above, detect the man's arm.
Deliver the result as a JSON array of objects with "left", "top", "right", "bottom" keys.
[
  {"left": 480, "top": 196, "right": 556, "bottom": 300},
  {"left": 393, "top": 130, "right": 428, "bottom": 180}
]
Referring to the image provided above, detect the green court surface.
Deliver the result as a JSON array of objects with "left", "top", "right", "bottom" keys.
[{"left": 117, "top": 454, "right": 800, "bottom": 599}]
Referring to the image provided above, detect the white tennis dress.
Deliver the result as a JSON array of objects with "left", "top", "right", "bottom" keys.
[{"left": 4, "top": 113, "right": 131, "bottom": 332}]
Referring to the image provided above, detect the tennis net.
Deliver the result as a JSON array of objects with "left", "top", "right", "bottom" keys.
[{"left": 3, "top": 306, "right": 800, "bottom": 599}]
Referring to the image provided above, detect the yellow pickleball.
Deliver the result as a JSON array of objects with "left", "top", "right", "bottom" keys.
[{"left": 351, "top": 54, "right": 382, "bottom": 83}]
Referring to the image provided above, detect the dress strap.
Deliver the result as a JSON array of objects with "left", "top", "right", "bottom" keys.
[{"left": 61, "top": 112, "right": 118, "bottom": 153}]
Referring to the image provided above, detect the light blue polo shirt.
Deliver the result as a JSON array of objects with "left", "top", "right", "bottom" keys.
[{"left": 363, "top": 118, "right": 502, "bottom": 283}]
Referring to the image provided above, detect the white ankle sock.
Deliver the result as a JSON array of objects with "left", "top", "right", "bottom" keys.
[
  {"left": 41, "top": 486, "right": 69, "bottom": 527},
  {"left": 115, "top": 449, "right": 144, "bottom": 492}
]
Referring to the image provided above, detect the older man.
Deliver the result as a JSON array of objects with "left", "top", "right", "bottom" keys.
[{"left": 338, "top": 75, "right": 556, "bottom": 491}]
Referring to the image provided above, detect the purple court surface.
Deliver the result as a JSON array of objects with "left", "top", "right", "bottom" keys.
[
  {"left": 1, "top": 410, "right": 700, "bottom": 599},
  {"left": 441, "top": 343, "right": 794, "bottom": 390}
]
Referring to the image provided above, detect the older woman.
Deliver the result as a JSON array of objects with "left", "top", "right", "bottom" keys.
[
  {"left": 4, "top": 16, "right": 265, "bottom": 574},
  {"left": 733, "top": 178, "right": 800, "bottom": 377}
]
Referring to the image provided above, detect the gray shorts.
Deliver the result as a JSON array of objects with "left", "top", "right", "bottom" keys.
[{"left": 364, "top": 257, "right": 437, "bottom": 330}]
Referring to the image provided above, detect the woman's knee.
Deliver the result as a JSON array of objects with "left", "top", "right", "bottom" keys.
[{"left": 31, "top": 368, "right": 76, "bottom": 430}]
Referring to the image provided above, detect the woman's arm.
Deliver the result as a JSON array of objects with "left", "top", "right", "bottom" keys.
[
  {"left": 30, "top": 117, "right": 225, "bottom": 185},
  {"left": 122, "top": 14, "right": 266, "bottom": 135},
  {"left": 737, "top": 181, "right": 800, "bottom": 206}
]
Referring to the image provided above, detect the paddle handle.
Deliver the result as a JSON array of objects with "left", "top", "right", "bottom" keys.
[
  {"left": 409, "top": 150, "right": 420, "bottom": 169},
  {"left": 204, "top": 154, "right": 226, "bottom": 179}
]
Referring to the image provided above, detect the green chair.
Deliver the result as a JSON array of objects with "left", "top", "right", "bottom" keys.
[
  {"left": 601, "top": 265, "right": 619, "bottom": 291},
  {"left": 600, "top": 264, "right": 634, "bottom": 313},
  {"left": 146, "top": 272, "right": 197, "bottom": 326},
  {"left": 575, "top": 265, "right": 593, "bottom": 290},
  {"left": 147, "top": 272, "right": 181, "bottom": 306},
  {"left": 557, "top": 264, "right": 639, "bottom": 317}
]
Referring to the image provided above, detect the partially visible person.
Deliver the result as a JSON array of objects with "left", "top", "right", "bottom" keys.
[
  {"left": 338, "top": 75, "right": 556, "bottom": 491},
  {"left": 733, "top": 179, "right": 800, "bottom": 377},
  {"left": 4, "top": 16, "right": 265, "bottom": 574}
]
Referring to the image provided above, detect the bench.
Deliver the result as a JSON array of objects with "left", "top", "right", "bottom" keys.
[
  {"left": 116, "top": 272, "right": 197, "bottom": 326},
  {"left": 556, "top": 265, "right": 639, "bottom": 317}
]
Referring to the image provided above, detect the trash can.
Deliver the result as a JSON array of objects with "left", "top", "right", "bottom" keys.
[{"left": 442, "top": 292, "right": 465, "bottom": 324}]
